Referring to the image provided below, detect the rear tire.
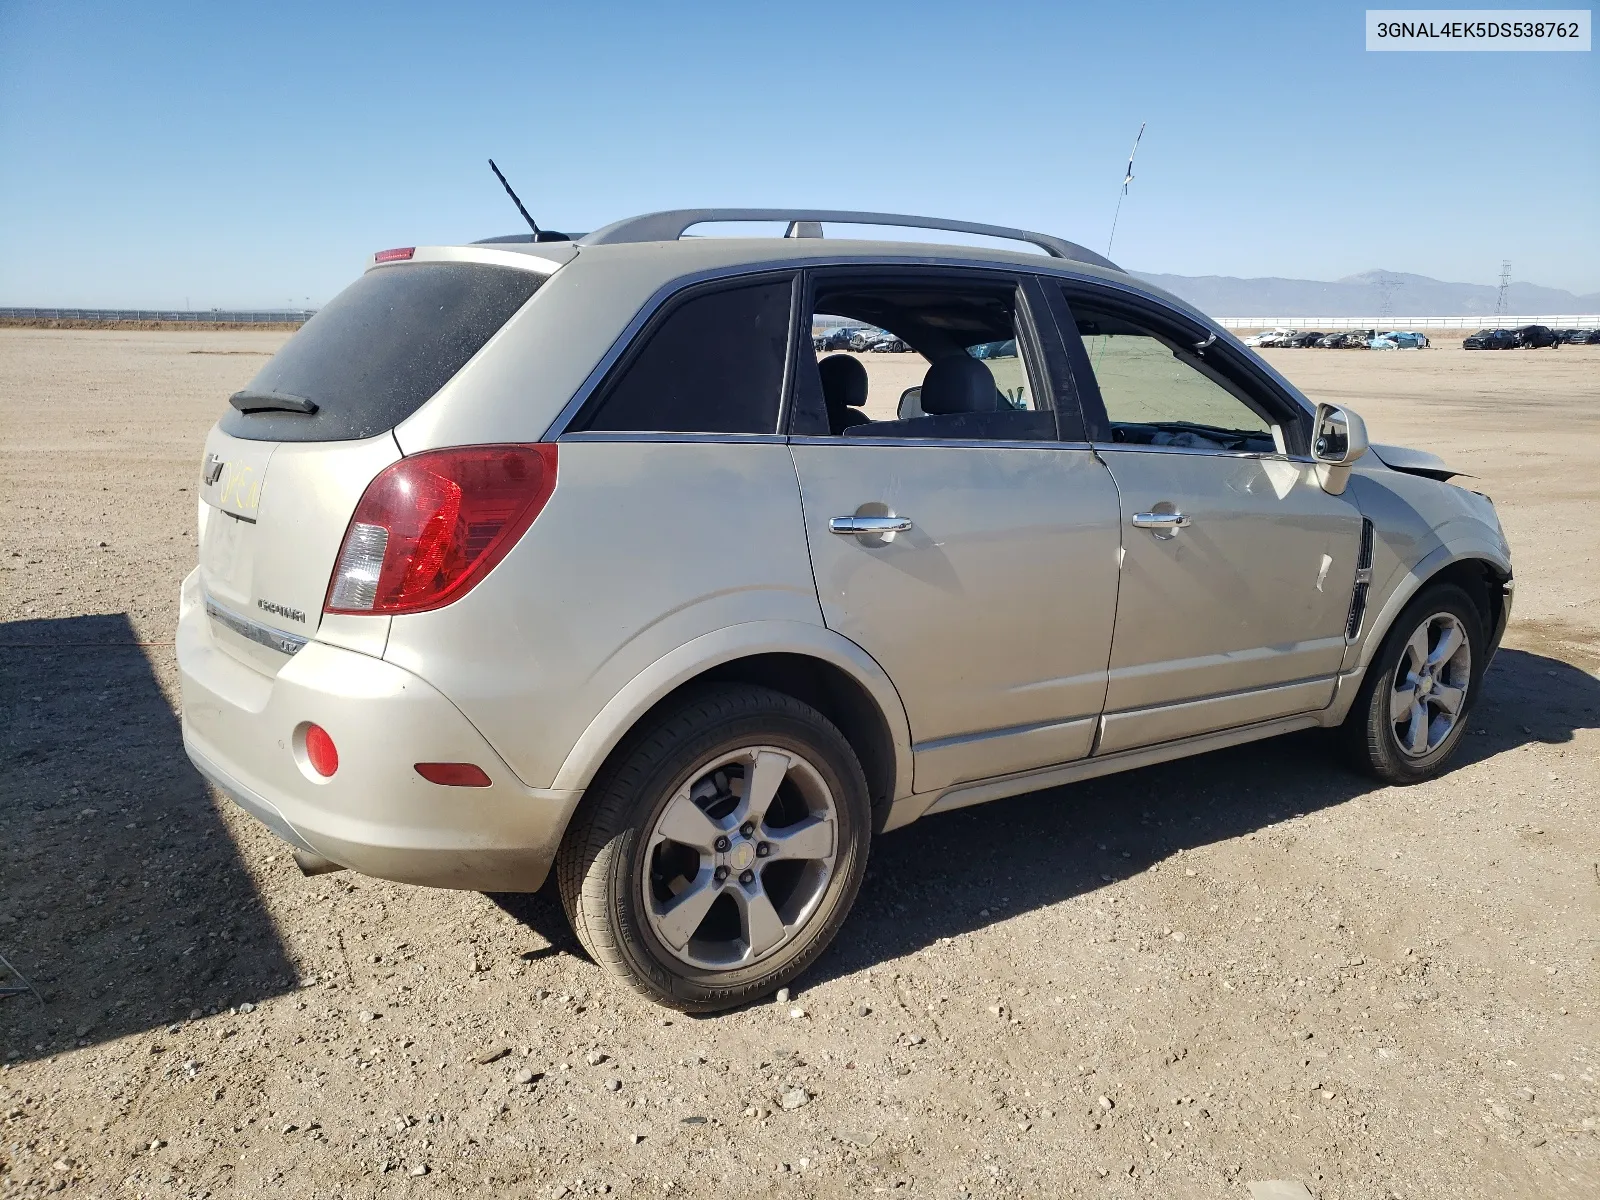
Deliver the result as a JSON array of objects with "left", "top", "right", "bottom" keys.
[
  {"left": 555, "top": 684, "right": 871, "bottom": 1012},
  {"left": 1341, "top": 583, "right": 1485, "bottom": 784}
]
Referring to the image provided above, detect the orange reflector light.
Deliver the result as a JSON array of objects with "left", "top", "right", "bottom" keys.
[
  {"left": 414, "top": 762, "right": 492, "bottom": 787},
  {"left": 374, "top": 247, "right": 415, "bottom": 263},
  {"left": 304, "top": 724, "right": 339, "bottom": 777}
]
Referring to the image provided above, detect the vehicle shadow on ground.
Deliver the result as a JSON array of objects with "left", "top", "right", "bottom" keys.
[
  {"left": 0, "top": 614, "right": 297, "bottom": 1064},
  {"left": 808, "top": 646, "right": 1599, "bottom": 987},
  {"left": 492, "top": 648, "right": 1597, "bottom": 996},
  {"left": 487, "top": 886, "right": 580, "bottom": 958}
]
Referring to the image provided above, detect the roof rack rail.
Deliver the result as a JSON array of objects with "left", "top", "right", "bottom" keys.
[{"left": 577, "top": 209, "right": 1119, "bottom": 271}]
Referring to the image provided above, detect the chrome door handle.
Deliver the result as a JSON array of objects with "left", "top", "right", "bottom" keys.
[
  {"left": 829, "top": 515, "right": 913, "bottom": 536},
  {"left": 1131, "top": 511, "right": 1191, "bottom": 531}
]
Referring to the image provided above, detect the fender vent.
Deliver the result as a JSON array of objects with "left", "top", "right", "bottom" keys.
[{"left": 1345, "top": 518, "right": 1375, "bottom": 640}]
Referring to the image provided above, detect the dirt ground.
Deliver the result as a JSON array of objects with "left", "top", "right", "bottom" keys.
[{"left": 1, "top": 329, "right": 1597, "bottom": 1200}]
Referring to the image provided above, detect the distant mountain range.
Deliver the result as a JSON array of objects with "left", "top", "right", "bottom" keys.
[{"left": 1130, "top": 269, "right": 1600, "bottom": 317}]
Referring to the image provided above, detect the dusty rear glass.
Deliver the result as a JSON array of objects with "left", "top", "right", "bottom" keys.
[{"left": 220, "top": 262, "right": 545, "bottom": 442}]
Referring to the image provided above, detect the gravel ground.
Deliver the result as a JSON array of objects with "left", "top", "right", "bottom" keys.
[{"left": 1, "top": 329, "right": 1597, "bottom": 1199}]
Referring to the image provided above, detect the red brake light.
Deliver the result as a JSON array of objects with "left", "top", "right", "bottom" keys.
[
  {"left": 374, "top": 247, "right": 415, "bottom": 263},
  {"left": 325, "top": 444, "right": 556, "bottom": 616},
  {"left": 304, "top": 724, "right": 339, "bottom": 777},
  {"left": 414, "top": 762, "right": 492, "bottom": 787}
]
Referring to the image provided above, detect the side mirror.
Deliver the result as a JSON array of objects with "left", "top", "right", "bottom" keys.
[
  {"left": 897, "top": 386, "right": 923, "bottom": 420},
  {"left": 1311, "top": 402, "right": 1369, "bottom": 495}
]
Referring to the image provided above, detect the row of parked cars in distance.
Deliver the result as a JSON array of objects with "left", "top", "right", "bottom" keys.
[
  {"left": 822, "top": 322, "right": 1600, "bottom": 356},
  {"left": 1244, "top": 328, "right": 1430, "bottom": 350},
  {"left": 813, "top": 325, "right": 910, "bottom": 353},
  {"left": 1462, "top": 325, "right": 1598, "bottom": 349},
  {"left": 1247, "top": 324, "right": 1600, "bottom": 351}
]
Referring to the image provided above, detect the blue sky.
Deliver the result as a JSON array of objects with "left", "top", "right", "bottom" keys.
[{"left": 1, "top": 0, "right": 1594, "bottom": 307}]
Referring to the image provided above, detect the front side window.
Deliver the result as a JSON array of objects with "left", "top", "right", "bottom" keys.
[
  {"left": 572, "top": 278, "right": 792, "bottom": 434},
  {"left": 1067, "top": 296, "right": 1277, "bottom": 454}
]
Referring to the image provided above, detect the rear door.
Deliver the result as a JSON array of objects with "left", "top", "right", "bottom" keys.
[
  {"left": 196, "top": 256, "right": 549, "bottom": 674},
  {"left": 1051, "top": 283, "right": 1364, "bottom": 754},
  {"left": 789, "top": 270, "right": 1121, "bottom": 792}
]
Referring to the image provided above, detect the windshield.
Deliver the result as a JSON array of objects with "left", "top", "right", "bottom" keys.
[{"left": 219, "top": 261, "right": 546, "bottom": 442}]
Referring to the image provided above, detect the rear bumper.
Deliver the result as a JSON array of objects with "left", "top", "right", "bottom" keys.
[{"left": 177, "top": 569, "right": 581, "bottom": 891}]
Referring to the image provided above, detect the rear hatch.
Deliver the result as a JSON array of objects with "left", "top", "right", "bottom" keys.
[{"left": 195, "top": 256, "right": 551, "bottom": 675}]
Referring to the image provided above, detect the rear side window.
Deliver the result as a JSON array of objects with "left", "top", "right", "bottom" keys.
[
  {"left": 219, "top": 262, "right": 545, "bottom": 443},
  {"left": 570, "top": 279, "right": 791, "bottom": 434}
]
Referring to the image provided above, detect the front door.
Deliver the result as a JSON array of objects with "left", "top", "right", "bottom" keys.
[
  {"left": 788, "top": 270, "right": 1122, "bottom": 792},
  {"left": 1055, "top": 285, "right": 1365, "bottom": 754}
]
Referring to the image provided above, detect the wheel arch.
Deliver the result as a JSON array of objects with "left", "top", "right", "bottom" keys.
[
  {"left": 692, "top": 653, "right": 901, "bottom": 830},
  {"left": 549, "top": 622, "right": 913, "bottom": 829},
  {"left": 1357, "top": 545, "right": 1512, "bottom": 675}
]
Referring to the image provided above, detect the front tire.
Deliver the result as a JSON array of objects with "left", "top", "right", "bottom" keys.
[
  {"left": 555, "top": 685, "right": 871, "bottom": 1012},
  {"left": 1342, "top": 583, "right": 1485, "bottom": 784}
]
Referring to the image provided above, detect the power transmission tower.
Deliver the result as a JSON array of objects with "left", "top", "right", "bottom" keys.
[
  {"left": 1495, "top": 261, "right": 1511, "bottom": 316},
  {"left": 1374, "top": 272, "right": 1403, "bottom": 322}
]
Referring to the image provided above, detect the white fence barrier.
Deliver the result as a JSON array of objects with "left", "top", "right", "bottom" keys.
[
  {"left": 1217, "top": 315, "right": 1600, "bottom": 331},
  {"left": 0, "top": 307, "right": 315, "bottom": 323}
]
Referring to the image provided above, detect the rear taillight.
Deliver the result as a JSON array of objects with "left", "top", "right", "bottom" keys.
[
  {"left": 373, "top": 247, "right": 415, "bottom": 263},
  {"left": 325, "top": 444, "right": 557, "bottom": 616}
]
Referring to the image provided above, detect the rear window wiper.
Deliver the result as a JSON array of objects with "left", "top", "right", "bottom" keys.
[{"left": 229, "top": 389, "right": 319, "bottom": 415}]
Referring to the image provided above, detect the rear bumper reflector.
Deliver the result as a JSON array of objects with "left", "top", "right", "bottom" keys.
[{"left": 414, "top": 762, "right": 493, "bottom": 787}]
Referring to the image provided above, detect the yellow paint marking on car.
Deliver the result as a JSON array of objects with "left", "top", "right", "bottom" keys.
[{"left": 219, "top": 462, "right": 261, "bottom": 512}]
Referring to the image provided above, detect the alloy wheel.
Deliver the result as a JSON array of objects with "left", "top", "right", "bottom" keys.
[
  {"left": 641, "top": 746, "right": 838, "bottom": 971},
  {"left": 1389, "top": 611, "right": 1472, "bottom": 758}
]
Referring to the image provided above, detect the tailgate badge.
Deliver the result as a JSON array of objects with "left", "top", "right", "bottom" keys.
[
  {"left": 257, "top": 598, "right": 307, "bottom": 624},
  {"left": 203, "top": 453, "right": 225, "bottom": 486}
]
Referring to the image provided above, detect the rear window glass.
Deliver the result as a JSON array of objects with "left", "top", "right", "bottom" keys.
[
  {"left": 219, "top": 262, "right": 545, "bottom": 442},
  {"left": 570, "top": 278, "right": 791, "bottom": 435}
]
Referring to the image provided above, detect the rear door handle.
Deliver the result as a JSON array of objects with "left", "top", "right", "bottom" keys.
[
  {"left": 829, "top": 516, "right": 913, "bottom": 536},
  {"left": 1131, "top": 511, "right": 1191, "bottom": 532}
]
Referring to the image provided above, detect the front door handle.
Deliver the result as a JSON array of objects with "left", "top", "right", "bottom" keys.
[
  {"left": 829, "top": 515, "right": 913, "bottom": 536},
  {"left": 1131, "top": 511, "right": 1191, "bottom": 533}
]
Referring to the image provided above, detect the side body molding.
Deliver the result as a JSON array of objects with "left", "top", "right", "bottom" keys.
[{"left": 549, "top": 621, "right": 915, "bottom": 800}]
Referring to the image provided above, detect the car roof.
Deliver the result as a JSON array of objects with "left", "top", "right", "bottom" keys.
[
  {"left": 450, "top": 232, "right": 1208, "bottom": 325},
  {"left": 390, "top": 220, "right": 1323, "bottom": 446}
]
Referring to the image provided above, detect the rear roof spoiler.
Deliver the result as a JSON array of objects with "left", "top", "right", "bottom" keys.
[{"left": 577, "top": 209, "right": 1120, "bottom": 271}]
